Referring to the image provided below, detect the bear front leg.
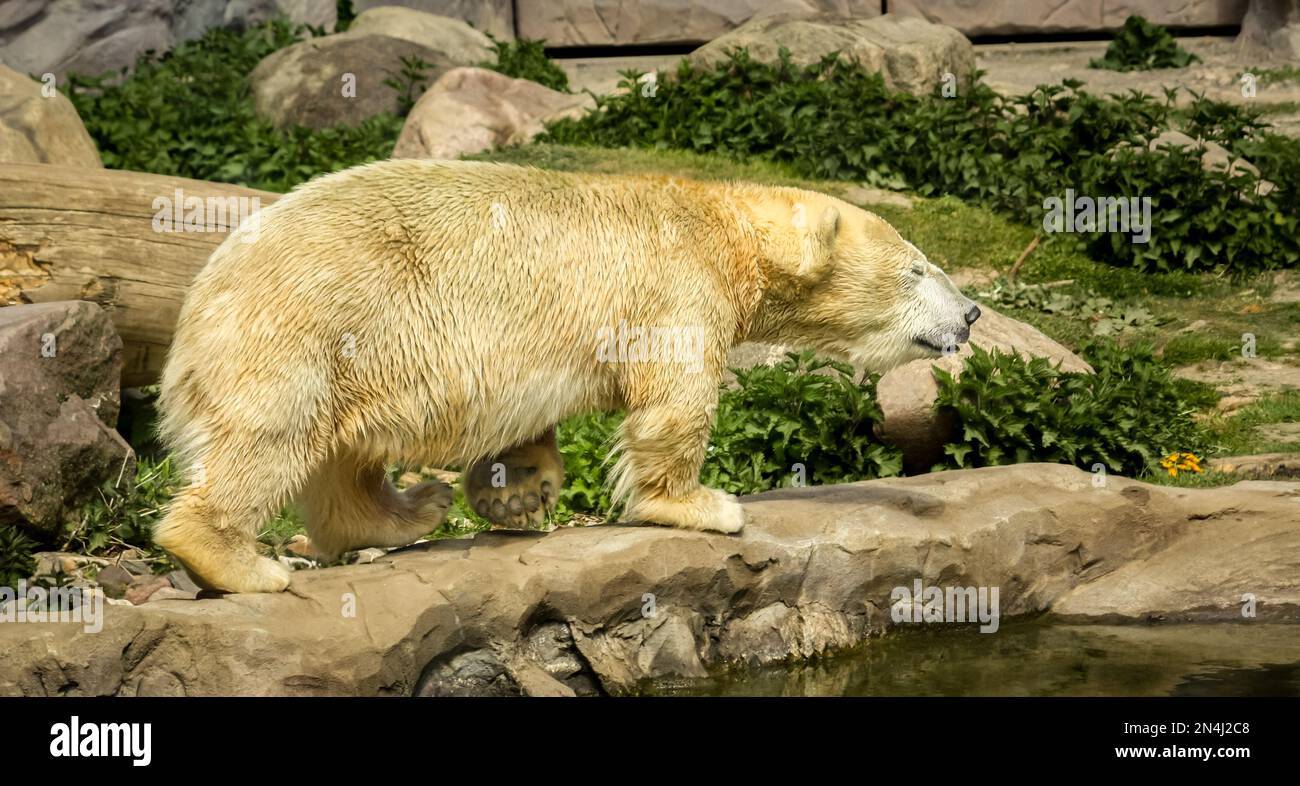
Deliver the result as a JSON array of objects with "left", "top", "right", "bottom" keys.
[
  {"left": 464, "top": 428, "right": 564, "bottom": 528},
  {"left": 615, "top": 397, "right": 746, "bottom": 534}
]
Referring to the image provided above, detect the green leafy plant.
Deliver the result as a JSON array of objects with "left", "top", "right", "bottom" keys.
[
  {"left": 1089, "top": 16, "right": 1200, "bottom": 71},
  {"left": 67, "top": 20, "right": 403, "bottom": 192},
  {"left": 977, "top": 278, "right": 1162, "bottom": 335},
  {"left": 0, "top": 528, "right": 39, "bottom": 588},
  {"left": 60, "top": 456, "right": 184, "bottom": 560},
  {"left": 543, "top": 51, "right": 1298, "bottom": 274},
  {"left": 701, "top": 352, "right": 902, "bottom": 494},
  {"left": 555, "top": 352, "right": 902, "bottom": 516},
  {"left": 481, "top": 35, "right": 570, "bottom": 92},
  {"left": 933, "top": 342, "right": 1212, "bottom": 476},
  {"left": 382, "top": 55, "right": 435, "bottom": 116}
]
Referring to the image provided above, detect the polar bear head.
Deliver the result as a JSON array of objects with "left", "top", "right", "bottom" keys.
[{"left": 748, "top": 193, "right": 981, "bottom": 373}]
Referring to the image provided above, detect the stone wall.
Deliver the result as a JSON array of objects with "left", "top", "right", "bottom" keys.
[{"left": 0, "top": 1, "right": 1253, "bottom": 76}]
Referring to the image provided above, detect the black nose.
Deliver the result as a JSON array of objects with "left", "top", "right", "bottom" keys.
[{"left": 964, "top": 304, "right": 982, "bottom": 326}]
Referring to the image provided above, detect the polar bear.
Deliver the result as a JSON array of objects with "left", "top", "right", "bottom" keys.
[{"left": 154, "top": 160, "right": 980, "bottom": 593}]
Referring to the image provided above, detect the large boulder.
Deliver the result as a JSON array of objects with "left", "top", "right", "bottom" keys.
[
  {"left": 0, "top": 63, "right": 101, "bottom": 167},
  {"left": 874, "top": 304, "right": 1092, "bottom": 472},
  {"left": 351, "top": 0, "right": 515, "bottom": 40},
  {"left": 0, "top": 163, "right": 279, "bottom": 387},
  {"left": 0, "top": 301, "right": 133, "bottom": 539},
  {"left": 393, "top": 67, "right": 593, "bottom": 160},
  {"left": 0, "top": 465, "right": 1295, "bottom": 695},
  {"left": 347, "top": 6, "right": 494, "bottom": 65},
  {"left": 517, "top": 0, "right": 880, "bottom": 46},
  {"left": 0, "top": 0, "right": 336, "bottom": 81},
  {"left": 689, "top": 13, "right": 975, "bottom": 95},
  {"left": 1237, "top": 0, "right": 1300, "bottom": 60},
  {"left": 249, "top": 30, "right": 463, "bottom": 129}
]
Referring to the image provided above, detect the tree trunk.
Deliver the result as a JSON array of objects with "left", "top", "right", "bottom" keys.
[{"left": 0, "top": 163, "right": 277, "bottom": 387}]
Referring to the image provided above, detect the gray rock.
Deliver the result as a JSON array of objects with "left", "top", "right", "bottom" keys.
[
  {"left": 1, "top": 465, "right": 1295, "bottom": 696},
  {"left": 891, "top": 0, "right": 1248, "bottom": 37},
  {"left": 347, "top": 7, "right": 494, "bottom": 64},
  {"left": 250, "top": 32, "right": 457, "bottom": 129},
  {"left": 94, "top": 564, "right": 133, "bottom": 599},
  {"left": 0, "top": 0, "right": 336, "bottom": 81},
  {"left": 0, "top": 301, "right": 134, "bottom": 538},
  {"left": 0, "top": 63, "right": 101, "bottom": 167},
  {"left": 689, "top": 12, "right": 975, "bottom": 95},
  {"left": 517, "top": 0, "right": 881, "bottom": 46},
  {"left": 393, "top": 67, "right": 592, "bottom": 160},
  {"left": 352, "top": 0, "right": 514, "bottom": 40}
]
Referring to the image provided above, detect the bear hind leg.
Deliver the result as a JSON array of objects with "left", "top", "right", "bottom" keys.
[
  {"left": 153, "top": 440, "right": 304, "bottom": 594},
  {"left": 299, "top": 450, "right": 452, "bottom": 561}
]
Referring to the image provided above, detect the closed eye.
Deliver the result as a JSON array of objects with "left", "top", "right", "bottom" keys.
[{"left": 910, "top": 261, "right": 927, "bottom": 277}]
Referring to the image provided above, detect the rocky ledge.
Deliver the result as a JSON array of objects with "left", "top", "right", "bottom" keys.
[{"left": 2, "top": 464, "right": 1297, "bottom": 697}]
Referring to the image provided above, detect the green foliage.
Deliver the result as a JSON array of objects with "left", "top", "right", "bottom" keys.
[
  {"left": 336, "top": 0, "right": 356, "bottom": 32},
  {"left": 543, "top": 51, "right": 1298, "bottom": 273},
  {"left": 977, "top": 278, "right": 1162, "bottom": 336},
  {"left": 480, "top": 35, "right": 570, "bottom": 92},
  {"left": 556, "top": 411, "right": 624, "bottom": 515},
  {"left": 0, "top": 528, "right": 39, "bottom": 588},
  {"left": 60, "top": 457, "right": 183, "bottom": 560},
  {"left": 1089, "top": 15, "right": 1200, "bottom": 71},
  {"left": 933, "top": 342, "right": 1211, "bottom": 476},
  {"left": 67, "top": 20, "right": 403, "bottom": 192},
  {"left": 701, "top": 352, "right": 902, "bottom": 494},
  {"left": 555, "top": 352, "right": 901, "bottom": 516},
  {"left": 382, "top": 55, "right": 436, "bottom": 116}
]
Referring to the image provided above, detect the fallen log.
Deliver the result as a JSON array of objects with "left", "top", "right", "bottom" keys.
[{"left": 0, "top": 163, "right": 278, "bottom": 387}]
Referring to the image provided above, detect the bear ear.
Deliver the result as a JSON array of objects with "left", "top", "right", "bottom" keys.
[{"left": 817, "top": 206, "right": 840, "bottom": 249}]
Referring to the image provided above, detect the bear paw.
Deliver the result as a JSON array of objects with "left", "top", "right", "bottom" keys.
[{"left": 464, "top": 433, "right": 565, "bottom": 530}]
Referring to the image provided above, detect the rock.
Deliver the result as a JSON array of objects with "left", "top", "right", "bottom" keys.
[
  {"left": 0, "top": 301, "right": 134, "bottom": 538},
  {"left": 351, "top": 0, "right": 515, "bottom": 40},
  {"left": 517, "top": 0, "right": 881, "bottom": 46},
  {"left": 875, "top": 305, "right": 1092, "bottom": 472},
  {"left": 250, "top": 32, "right": 457, "bottom": 129},
  {"left": 31, "top": 551, "right": 110, "bottom": 578},
  {"left": 1209, "top": 453, "right": 1300, "bottom": 479},
  {"left": 689, "top": 13, "right": 975, "bottom": 95},
  {"left": 124, "top": 575, "right": 170, "bottom": 605},
  {"left": 347, "top": 7, "right": 494, "bottom": 65},
  {"left": 837, "top": 184, "right": 913, "bottom": 210},
  {"left": 393, "top": 67, "right": 593, "bottom": 160},
  {"left": 0, "top": 0, "right": 337, "bottom": 81},
  {"left": 1, "top": 465, "right": 1295, "bottom": 696},
  {"left": 352, "top": 547, "right": 387, "bottom": 565},
  {"left": 166, "top": 569, "right": 201, "bottom": 593},
  {"left": 890, "top": 0, "right": 1248, "bottom": 37},
  {"left": 94, "top": 564, "right": 133, "bottom": 600},
  {"left": 0, "top": 163, "right": 279, "bottom": 387},
  {"left": 1237, "top": 0, "right": 1300, "bottom": 60},
  {"left": 144, "top": 587, "right": 197, "bottom": 602},
  {"left": 0, "top": 64, "right": 101, "bottom": 167},
  {"left": 1141, "top": 130, "right": 1273, "bottom": 197}
]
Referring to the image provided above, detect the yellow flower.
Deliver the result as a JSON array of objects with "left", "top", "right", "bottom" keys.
[{"left": 1161, "top": 451, "right": 1203, "bottom": 477}]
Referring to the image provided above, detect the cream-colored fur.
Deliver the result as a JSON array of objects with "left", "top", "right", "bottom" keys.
[{"left": 154, "top": 159, "right": 978, "bottom": 593}]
